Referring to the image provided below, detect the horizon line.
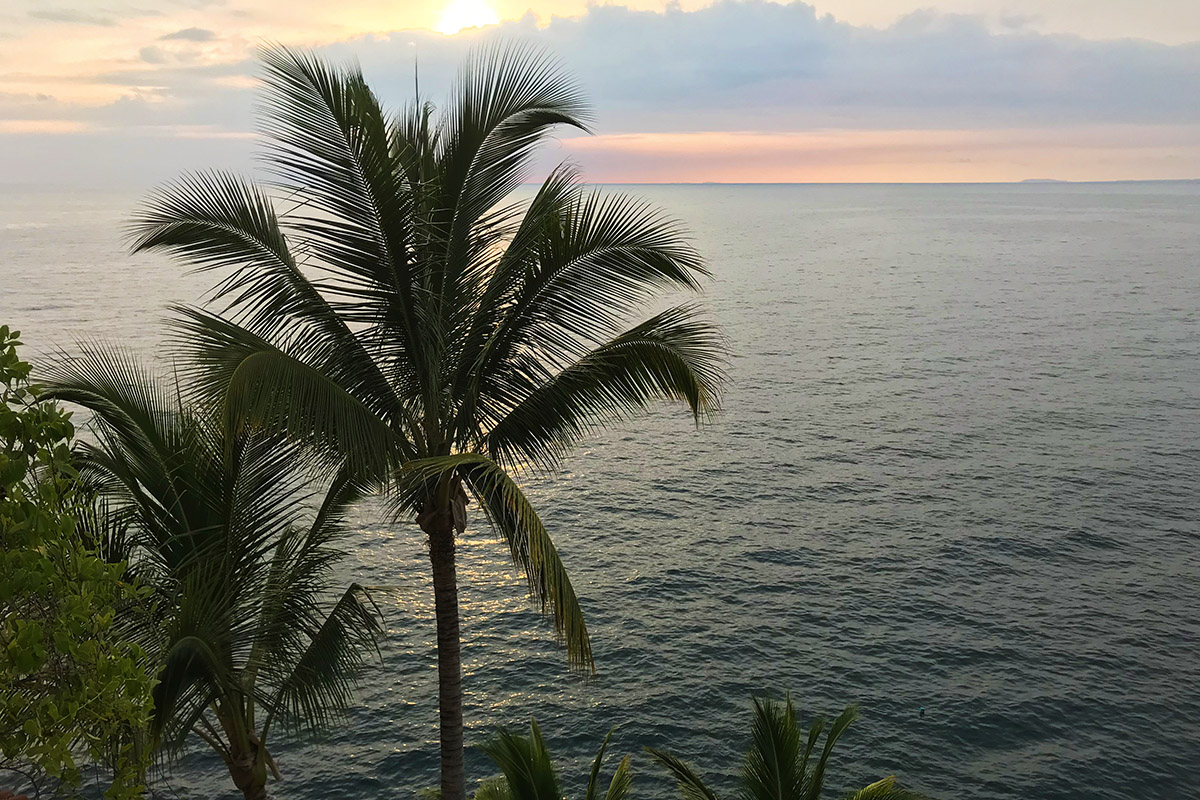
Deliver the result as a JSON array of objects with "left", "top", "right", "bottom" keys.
[{"left": 3, "top": 178, "right": 1198, "bottom": 191}]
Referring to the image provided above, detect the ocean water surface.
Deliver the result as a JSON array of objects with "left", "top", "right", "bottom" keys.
[{"left": 2, "top": 182, "right": 1199, "bottom": 800}]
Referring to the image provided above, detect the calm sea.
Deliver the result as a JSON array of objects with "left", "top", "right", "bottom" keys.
[{"left": 2, "top": 183, "right": 1199, "bottom": 800}]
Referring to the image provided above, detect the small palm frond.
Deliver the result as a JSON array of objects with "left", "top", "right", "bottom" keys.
[
  {"left": 744, "top": 694, "right": 803, "bottom": 800},
  {"left": 585, "top": 729, "right": 615, "bottom": 800},
  {"left": 645, "top": 748, "right": 722, "bottom": 800},
  {"left": 477, "top": 719, "right": 562, "bottom": 800},
  {"left": 245, "top": 463, "right": 368, "bottom": 688},
  {"left": 264, "top": 583, "right": 383, "bottom": 738},
  {"left": 475, "top": 776, "right": 515, "bottom": 800},
  {"left": 803, "top": 706, "right": 858, "bottom": 800},
  {"left": 603, "top": 756, "right": 633, "bottom": 800},
  {"left": 41, "top": 344, "right": 180, "bottom": 470},
  {"left": 838, "top": 777, "right": 931, "bottom": 800}
]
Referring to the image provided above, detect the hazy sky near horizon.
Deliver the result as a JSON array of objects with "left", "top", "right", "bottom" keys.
[{"left": 2, "top": 0, "right": 1198, "bottom": 184}]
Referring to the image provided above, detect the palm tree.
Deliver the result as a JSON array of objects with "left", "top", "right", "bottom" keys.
[
  {"left": 45, "top": 348, "right": 384, "bottom": 800},
  {"left": 477, "top": 721, "right": 631, "bottom": 800},
  {"left": 128, "top": 44, "right": 723, "bottom": 800},
  {"left": 647, "top": 696, "right": 931, "bottom": 800}
]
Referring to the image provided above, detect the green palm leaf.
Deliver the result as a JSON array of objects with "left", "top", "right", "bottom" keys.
[
  {"left": 645, "top": 748, "right": 722, "bottom": 800},
  {"left": 477, "top": 719, "right": 562, "bottom": 800},
  {"left": 839, "top": 778, "right": 932, "bottom": 800},
  {"left": 744, "top": 694, "right": 804, "bottom": 800},
  {"left": 585, "top": 729, "right": 615, "bottom": 800},
  {"left": 484, "top": 305, "right": 723, "bottom": 471},
  {"left": 264, "top": 582, "right": 383, "bottom": 738}
]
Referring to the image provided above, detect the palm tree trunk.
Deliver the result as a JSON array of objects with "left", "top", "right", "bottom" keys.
[
  {"left": 429, "top": 522, "right": 466, "bottom": 800},
  {"left": 227, "top": 755, "right": 268, "bottom": 800}
]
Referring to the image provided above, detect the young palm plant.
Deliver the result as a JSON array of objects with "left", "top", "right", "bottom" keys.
[
  {"left": 128, "top": 44, "right": 723, "bottom": 800},
  {"left": 647, "top": 696, "right": 930, "bottom": 800},
  {"left": 477, "top": 721, "right": 631, "bottom": 800},
  {"left": 44, "top": 348, "right": 383, "bottom": 800}
]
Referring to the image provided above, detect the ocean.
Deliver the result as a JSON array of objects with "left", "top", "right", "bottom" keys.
[{"left": 2, "top": 182, "right": 1198, "bottom": 800}]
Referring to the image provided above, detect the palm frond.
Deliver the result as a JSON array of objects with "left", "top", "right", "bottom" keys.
[
  {"left": 244, "top": 465, "right": 366, "bottom": 689},
  {"left": 256, "top": 45, "right": 433, "bottom": 403},
  {"left": 437, "top": 41, "right": 590, "bottom": 266},
  {"left": 257, "top": 45, "right": 409, "bottom": 294},
  {"left": 838, "top": 778, "right": 931, "bottom": 800},
  {"left": 41, "top": 344, "right": 180, "bottom": 474},
  {"left": 151, "top": 635, "right": 228, "bottom": 751},
  {"left": 483, "top": 304, "right": 724, "bottom": 470},
  {"left": 604, "top": 756, "right": 633, "bottom": 800},
  {"left": 585, "top": 729, "right": 615, "bottom": 800},
  {"left": 478, "top": 187, "right": 710, "bottom": 383},
  {"left": 130, "top": 171, "right": 403, "bottom": 415},
  {"left": 129, "top": 170, "right": 303, "bottom": 337},
  {"left": 264, "top": 583, "right": 383, "bottom": 738},
  {"left": 744, "top": 695, "right": 803, "bottom": 800},
  {"left": 645, "top": 748, "right": 722, "bottom": 800},
  {"left": 803, "top": 706, "right": 858, "bottom": 800},
  {"left": 170, "top": 306, "right": 411, "bottom": 474},
  {"left": 477, "top": 719, "right": 562, "bottom": 800},
  {"left": 475, "top": 776, "right": 515, "bottom": 800}
]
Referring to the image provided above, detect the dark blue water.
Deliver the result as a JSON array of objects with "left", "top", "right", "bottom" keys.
[{"left": 3, "top": 183, "right": 1199, "bottom": 799}]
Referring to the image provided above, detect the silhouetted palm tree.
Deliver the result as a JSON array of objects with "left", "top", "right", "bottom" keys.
[
  {"left": 648, "top": 696, "right": 930, "bottom": 800},
  {"left": 46, "top": 348, "right": 383, "bottom": 800},
  {"left": 128, "top": 44, "right": 722, "bottom": 800}
]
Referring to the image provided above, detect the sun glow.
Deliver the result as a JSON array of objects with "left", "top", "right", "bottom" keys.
[{"left": 435, "top": 0, "right": 501, "bottom": 34}]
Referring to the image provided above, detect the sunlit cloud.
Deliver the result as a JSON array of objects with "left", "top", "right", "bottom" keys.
[
  {"left": 560, "top": 126, "right": 1200, "bottom": 183},
  {"left": 0, "top": 1, "right": 1198, "bottom": 185},
  {"left": 0, "top": 119, "right": 92, "bottom": 134},
  {"left": 436, "top": 0, "right": 502, "bottom": 35},
  {"left": 160, "top": 27, "right": 219, "bottom": 42}
]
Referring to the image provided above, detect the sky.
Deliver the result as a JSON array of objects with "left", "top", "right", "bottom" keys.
[{"left": 1, "top": 0, "right": 1198, "bottom": 185}]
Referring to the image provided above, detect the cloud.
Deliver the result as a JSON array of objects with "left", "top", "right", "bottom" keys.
[
  {"left": 558, "top": 125, "right": 1200, "bottom": 182},
  {"left": 4, "top": 1, "right": 1200, "bottom": 185},
  {"left": 28, "top": 8, "right": 116, "bottom": 26},
  {"left": 0, "top": 118, "right": 92, "bottom": 134},
  {"left": 139, "top": 46, "right": 168, "bottom": 64},
  {"left": 331, "top": 2, "right": 1200, "bottom": 133},
  {"left": 160, "top": 27, "right": 218, "bottom": 41}
]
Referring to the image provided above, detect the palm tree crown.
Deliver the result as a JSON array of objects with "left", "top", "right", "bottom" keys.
[
  {"left": 46, "top": 348, "right": 382, "bottom": 800},
  {"left": 128, "top": 43, "right": 723, "bottom": 800}
]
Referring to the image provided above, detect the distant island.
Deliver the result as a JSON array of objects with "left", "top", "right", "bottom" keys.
[{"left": 1020, "top": 178, "right": 1071, "bottom": 183}]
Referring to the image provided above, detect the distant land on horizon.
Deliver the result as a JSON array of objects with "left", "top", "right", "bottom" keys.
[{"left": 3, "top": 178, "right": 1199, "bottom": 192}]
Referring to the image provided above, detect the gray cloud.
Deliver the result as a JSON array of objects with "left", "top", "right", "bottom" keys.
[
  {"left": 22, "top": 2, "right": 1200, "bottom": 137},
  {"left": 28, "top": 8, "right": 116, "bottom": 26},
  {"left": 331, "top": 2, "right": 1200, "bottom": 132},
  {"left": 160, "top": 26, "right": 217, "bottom": 41},
  {"left": 139, "top": 46, "right": 168, "bottom": 64},
  {"left": 5, "top": 1, "right": 1200, "bottom": 187}
]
